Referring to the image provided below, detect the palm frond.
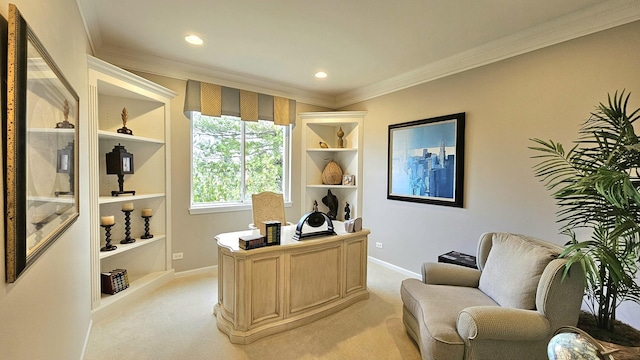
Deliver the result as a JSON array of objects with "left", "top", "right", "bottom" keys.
[{"left": 530, "top": 91, "right": 640, "bottom": 328}]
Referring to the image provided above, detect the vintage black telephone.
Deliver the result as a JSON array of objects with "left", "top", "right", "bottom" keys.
[{"left": 293, "top": 211, "right": 335, "bottom": 240}]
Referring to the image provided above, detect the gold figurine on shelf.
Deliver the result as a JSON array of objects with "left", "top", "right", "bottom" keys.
[
  {"left": 337, "top": 127, "right": 344, "bottom": 148},
  {"left": 55, "top": 99, "right": 75, "bottom": 128},
  {"left": 117, "top": 107, "right": 133, "bottom": 135}
]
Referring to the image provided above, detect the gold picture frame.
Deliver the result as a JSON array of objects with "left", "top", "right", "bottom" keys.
[{"left": 4, "top": 4, "right": 80, "bottom": 282}]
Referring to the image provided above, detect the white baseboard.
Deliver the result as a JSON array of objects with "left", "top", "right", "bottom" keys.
[
  {"left": 80, "top": 319, "right": 93, "bottom": 360},
  {"left": 368, "top": 256, "right": 420, "bottom": 279},
  {"left": 174, "top": 265, "right": 218, "bottom": 278}
]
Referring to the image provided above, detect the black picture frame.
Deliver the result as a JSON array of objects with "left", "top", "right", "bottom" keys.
[
  {"left": 4, "top": 5, "right": 80, "bottom": 282},
  {"left": 387, "top": 112, "right": 465, "bottom": 207}
]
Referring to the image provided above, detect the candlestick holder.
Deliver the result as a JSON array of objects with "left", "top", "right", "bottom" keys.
[
  {"left": 120, "top": 210, "right": 136, "bottom": 244},
  {"left": 101, "top": 224, "right": 117, "bottom": 251},
  {"left": 141, "top": 215, "right": 154, "bottom": 239}
]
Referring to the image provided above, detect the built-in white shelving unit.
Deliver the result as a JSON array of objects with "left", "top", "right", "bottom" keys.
[
  {"left": 87, "top": 55, "right": 177, "bottom": 320},
  {"left": 300, "top": 111, "right": 366, "bottom": 220}
]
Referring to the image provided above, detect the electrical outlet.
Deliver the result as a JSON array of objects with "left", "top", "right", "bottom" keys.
[
  {"left": 376, "top": 242, "right": 383, "bottom": 249},
  {"left": 172, "top": 252, "right": 184, "bottom": 260}
]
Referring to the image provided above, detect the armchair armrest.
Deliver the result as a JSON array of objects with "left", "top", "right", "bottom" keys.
[
  {"left": 422, "top": 262, "right": 481, "bottom": 287},
  {"left": 457, "top": 306, "right": 550, "bottom": 341}
]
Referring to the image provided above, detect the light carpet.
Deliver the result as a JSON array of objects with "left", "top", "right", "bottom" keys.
[{"left": 84, "top": 261, "right": 422, "bottom": 360}]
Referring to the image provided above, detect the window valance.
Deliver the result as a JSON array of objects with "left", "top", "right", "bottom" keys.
[{"left": 184, "top": 79, "right": 296, "bottom": 125}]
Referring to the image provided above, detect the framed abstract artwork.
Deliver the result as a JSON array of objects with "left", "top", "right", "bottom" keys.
[
  {"left": 387, "top": 112, "right": 465, "bottom": 207},
  {"left": 4, "top": 5, "right": 80, "bottom": 282}
]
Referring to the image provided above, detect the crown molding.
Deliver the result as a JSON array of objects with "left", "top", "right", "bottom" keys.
[
  {"left": 95, "top": 46, "right": 337, "bottom": 109},
  {"left": 334, "top": 0, "right": 640, "bottom": 108},
  {"left": 75, "top": 0, "right": 102, "bottom": 55},
  {"left": 87, "top": 55, "right": 177, "bottom": 99}
]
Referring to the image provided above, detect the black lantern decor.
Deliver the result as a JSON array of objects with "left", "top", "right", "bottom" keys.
[
  {"left": 106, "top": 144, "right": 135, "bottom": 196},
  {"left": 55, "top": 141, "right": 74, "bottom": 196}
]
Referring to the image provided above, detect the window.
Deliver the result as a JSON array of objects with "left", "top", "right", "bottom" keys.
[{"left": 190, "top": 112, "right": 291, "bottom": 212}]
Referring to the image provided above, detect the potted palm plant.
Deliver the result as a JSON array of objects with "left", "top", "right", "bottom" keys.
[{"left": 530, "top": 91, "right": 640, "bottom": 348}]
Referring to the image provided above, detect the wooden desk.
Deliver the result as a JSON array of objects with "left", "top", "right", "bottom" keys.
[{"left": 214, "top": 224, "right": 369, "bottom": 344}]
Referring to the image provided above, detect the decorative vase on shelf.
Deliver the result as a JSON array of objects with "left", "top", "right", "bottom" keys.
[
  {"left": 322, "top": 160, "right": 343, "bottom": 185},
  {"left": 337, "top": 127, "right": 344, "bottom": 148},
  {"left": 322, "top": 189, "right": 338, "bottom": 220}
]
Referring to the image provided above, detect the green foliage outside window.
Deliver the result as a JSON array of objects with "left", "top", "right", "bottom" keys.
[{"left": 192, "top": 112, "right": 286, "bottom": 204}]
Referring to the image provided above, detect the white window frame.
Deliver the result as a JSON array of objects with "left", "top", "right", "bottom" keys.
[{"left": 188, "top": 112, "right": 292, "bottom": 214}]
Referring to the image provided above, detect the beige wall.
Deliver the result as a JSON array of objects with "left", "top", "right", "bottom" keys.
[
  {"left": 340, "top": 21, "right": 640, "bottom": 328},
  {"left": 129, "top": 72, "right": 330, "bottom": 272},
  {"left": 0, "top": 0, "right": 91, "bottom": 359}
]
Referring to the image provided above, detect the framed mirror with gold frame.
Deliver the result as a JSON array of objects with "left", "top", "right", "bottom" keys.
[{"left": 4, "top": 4, "right": 80, "bottom": 282}]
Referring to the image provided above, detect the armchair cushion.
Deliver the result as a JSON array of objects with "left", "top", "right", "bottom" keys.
[
  {"left": 478, "top": 233, "right": 556, "bottom": 309},
  {"left": 401, "top": 278, "right": 498, "bottom": 360}
]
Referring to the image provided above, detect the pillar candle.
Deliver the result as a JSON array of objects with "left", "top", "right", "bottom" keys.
[
  {"left": 101, "top": 215, "right": 115, "bottom": 226},
  {"left": 122, "top": 202, "right": 134, "bottom": 211},
  {"left": 141, "top": 208, "right": 152, "bottom": 217}
]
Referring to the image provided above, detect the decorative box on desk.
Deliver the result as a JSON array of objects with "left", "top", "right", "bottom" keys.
[{"left": 438, "top": 251, "right": 477, "bottom": 269}]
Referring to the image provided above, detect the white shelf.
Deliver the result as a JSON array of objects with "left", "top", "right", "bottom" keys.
[
  {"left": 307, "top": 185, "right": 358, "bottom": 189},
  {"left": 28, "top": 196, "right": 75, "bottom": 203},
  {"left": 98, "top": 130, "right": 164, "bottom": 144},
  {"left": 300, "top": 111, "right": 366, "bottom": 221},
  {"left": 99, "top": 234, "right": 166, "bottom": 259},
  {"left": 306, "top": 148, "right": 358, "bottom": 153},
  {"left": 94, "top": 270, "right": 175, "bottom": 315},
  {"left": 28, "top": 128, "right": 75, "bottom": 134},
  {"left": 88, "top": 55, "right": 176, "bottom": 318},
  {"left": 98, "top": 193, "right": 165, "bottom": 204}
]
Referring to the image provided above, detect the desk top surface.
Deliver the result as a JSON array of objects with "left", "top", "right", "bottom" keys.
[{"left": 216, "top": 221, "right": 369, "bottom": 253}]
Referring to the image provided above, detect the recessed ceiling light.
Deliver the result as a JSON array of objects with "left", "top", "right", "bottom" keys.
[
  {"left": 315, "top": 71, "right": 328, "bottom": 79},
  {"left": 185, "top": 35, "right": 203, "bottom": 45}
]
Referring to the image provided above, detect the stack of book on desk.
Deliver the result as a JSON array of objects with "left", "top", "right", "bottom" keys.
[
  {"left": 239, "top": 234, "right": 266, "bottom": 250},
  {"left": 101, "top": 268, "right": 130, "bottom": 294}
]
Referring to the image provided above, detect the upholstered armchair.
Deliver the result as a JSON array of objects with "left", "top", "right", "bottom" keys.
[{"left": 400, "top": 232, "right": 584, "bottom": 360}]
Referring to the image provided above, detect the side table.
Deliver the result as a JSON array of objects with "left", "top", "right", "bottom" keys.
[{"left": 438, "top": 251, "right": 477, "bottom": 269}]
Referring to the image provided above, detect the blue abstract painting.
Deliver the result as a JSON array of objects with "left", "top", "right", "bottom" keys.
[{"left": 387, "top": 113, "right": 465, "bottom": 207}]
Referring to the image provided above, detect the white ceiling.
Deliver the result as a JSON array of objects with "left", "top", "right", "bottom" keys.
[{"left": 76, "top": 0, "right": 640, "bottom": 108}]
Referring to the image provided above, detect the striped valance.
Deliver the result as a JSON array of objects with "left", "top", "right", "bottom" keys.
[{"left": 184, "top": 79, "right": 296, "bottom": 125}]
